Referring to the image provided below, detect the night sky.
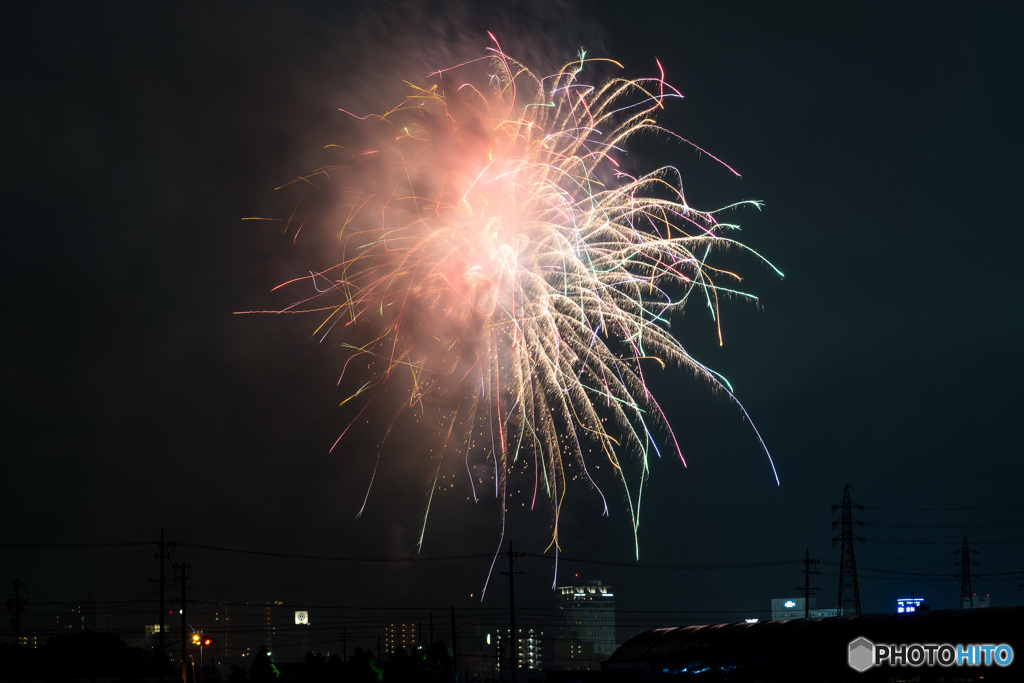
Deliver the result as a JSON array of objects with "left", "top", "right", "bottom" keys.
[{"left": 4, "top": 0, "right": 1023, "bottom": 653}]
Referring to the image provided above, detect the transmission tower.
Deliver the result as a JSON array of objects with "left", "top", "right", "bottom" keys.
[
  {"left": 954, "top": 535, "right": 979, "bottom": 608},
  {"left": 832, "top": 484, "right": 864, "bottom": 616}
]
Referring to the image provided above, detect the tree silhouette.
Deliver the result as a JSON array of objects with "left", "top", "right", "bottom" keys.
[{"left": 249, "top": 648, "right": 280, "bottom": 683}]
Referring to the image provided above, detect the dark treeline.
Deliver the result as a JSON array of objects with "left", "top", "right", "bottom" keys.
[
  {"left": 0, "top": 631, "right": 163, "bottom": 680},
  {"left": 0, "top": 632, "right": 459, "bottom": 683}
]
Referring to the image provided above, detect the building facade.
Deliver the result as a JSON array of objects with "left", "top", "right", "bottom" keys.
[
  {"left": 385, "top": 623, "right": 418, "bottom": 657},
  {"left": 487, "top": 627, "right": 544, "bottom": 675},
  {"left": 555, "top": 580, "right": 616, "bottom": 669},
  {"left": 962, "top": 593, "right": 991, "bottom": 609},
  {"left": 770, "top": 597, "right": 838, "bottom": 621}
]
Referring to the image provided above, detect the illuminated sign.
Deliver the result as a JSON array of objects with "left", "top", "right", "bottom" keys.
[
  {"left": 784, "top": 600, "right": 797, "bottom": 609},
  {"left": 897, "top": 597, "right": 924, "bottom": 614},
  {"left": 295, "top": 611, "right": 309, "bottom": 625}
]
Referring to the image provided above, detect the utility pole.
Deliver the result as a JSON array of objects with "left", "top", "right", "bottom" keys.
[
  {"left": 795, "top": 549, "right": 820, "bottom": 618},
  {"left": 175, "top": 562, "right": 191, "bottom": 683},
  {"left": 450, "top": 605, "right": 458, "bottom": 683},
  {"left": 832, "top": 484, "right": 864, "bottom": 616},
  {"left": 7, "top": 579, "right": 27, "bottom": 646},
  {"left": 155, "top": 530, "right": 176, "bottom": 660},
  {"left": 500, "top": 544, "right": 525, "bottom": 683},
  {"left": 955, "top": 535, "right": 979, "bottom": 608}
]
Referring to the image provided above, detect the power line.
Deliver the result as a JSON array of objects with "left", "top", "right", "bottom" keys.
[
  {"left": 527, "top": 553, "right": 800, "bottom": 570},
  {"left": 0, "top": 541, "right": 153, "bottom": 549},
  {"left": 863, "top": 503, "right": 1024, "bottom": 512},
  {"left": 5, "top": 537, "right": 801, "bottom": 571},
  {"left": 180, "top": 543, "right": 496, "bottom": 562},
  {"left": 856, "top": 528, "right": 1024, "bottom": 532},
  {"left": 863, "top": 538, "right": 1024, "bottom": 545}
]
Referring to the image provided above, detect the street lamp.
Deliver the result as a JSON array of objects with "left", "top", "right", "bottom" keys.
[{"left": 191, "top": 633, "right": 213, "bottom": 683}]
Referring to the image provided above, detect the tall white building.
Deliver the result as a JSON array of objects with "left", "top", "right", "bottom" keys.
[{"left": 556, "top": 580, "right": 616, "bottom": 669}]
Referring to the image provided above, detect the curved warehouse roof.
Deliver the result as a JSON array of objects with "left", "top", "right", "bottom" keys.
[{"left": 604, "top": 607, "right": 1024, "bottom": 682}]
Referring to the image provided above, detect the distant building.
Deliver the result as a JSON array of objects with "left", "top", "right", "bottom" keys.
[
  {"left": 385, "top": 623, "right": 418, "bottom": 657},
  {"left": 770, "top": 597, "right": 837, "bottom": 620},
  {"left": 555, "top": 580, "right": 617, "bottom": 669},
  {"left": 17, "top": 635, "right": 39, "bottom": 649},
  {"left": 264, "top": 600, "right": 282, "bottom": 649},
  {"left": 213, "top": 602, "right": 235, "bottom": 657},
  {"left": 56, "top": 604, "right": 87, "bottom": 631},
  {"left": 56, "top": 597, "right": 98, "bottom": 633},
  {"left": 455, "top": 622, "right": 492, "bottom": 679},
  {"left": 962, "top": 593, "right": 991, "bottom": 609},
  {"left": 210, "top": 600, "right": 303, "bottom": 663},
  {"left": 519, "top": 627, "right": 542, "bottom": 670},
  {"left": 488, "top": 627, "right": 544, "bottom": 674},
  {"left": 128, "top": 623, "right": 170, "bottom": 652},
  {"left": 124, "top": 626, "right": 164, "bottom": 652}
]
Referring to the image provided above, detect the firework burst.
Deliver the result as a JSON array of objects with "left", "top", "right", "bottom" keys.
[{"left": 244, "top": 38, "right": 781, "bottom": 591}]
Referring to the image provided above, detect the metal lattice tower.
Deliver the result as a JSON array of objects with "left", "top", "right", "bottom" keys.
[
  {"left": 955, "top": 535, "right": 979, "bottom": 608},
  {"left": 832, "top": 484, "right": 864, "bottom": 616}
]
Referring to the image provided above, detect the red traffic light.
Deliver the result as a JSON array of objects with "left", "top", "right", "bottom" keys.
[{"left": 203, "top": 638, "right": 213, "bottom": 646}]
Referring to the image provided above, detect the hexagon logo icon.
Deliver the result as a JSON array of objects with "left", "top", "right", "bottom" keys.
[{"left": 848, "top": 637, "right": 875, "bottom": 672}]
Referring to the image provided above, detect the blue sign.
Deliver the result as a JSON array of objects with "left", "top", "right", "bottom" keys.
[{"left": 897, "top": 597, "right": 924, "bottom": 613}]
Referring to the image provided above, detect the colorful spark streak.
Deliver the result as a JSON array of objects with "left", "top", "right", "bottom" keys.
[{"left": 244, "top": 41, "right": 781, "bottom": 593}]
